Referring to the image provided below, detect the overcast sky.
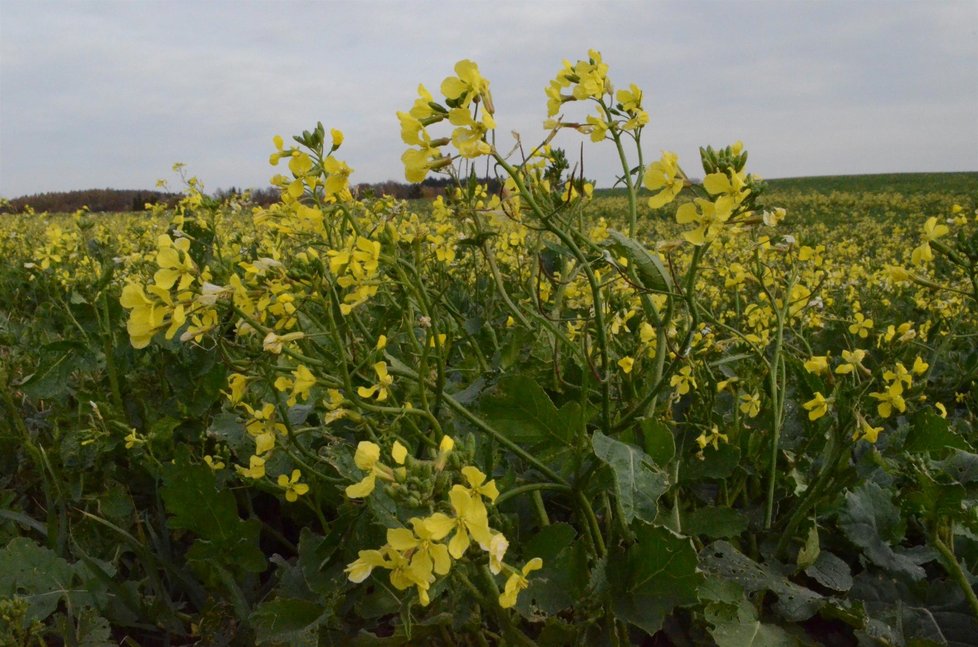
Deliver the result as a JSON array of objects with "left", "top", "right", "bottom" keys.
[{"left": 1, "top": 0, "right": 976, "bottom": 197}]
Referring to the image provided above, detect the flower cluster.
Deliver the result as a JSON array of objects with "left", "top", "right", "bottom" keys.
[{"left": 344, "top": 438, "right": 541, "bottom": 609}]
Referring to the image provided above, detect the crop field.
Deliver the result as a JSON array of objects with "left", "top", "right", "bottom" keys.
[{"left": 1, "top": 54, "right": 978, "bottom": 646}]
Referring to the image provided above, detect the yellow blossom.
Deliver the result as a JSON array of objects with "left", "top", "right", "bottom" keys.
[
  {"left": 277, "top": 469, "right": 310, "bottom": 502},
  {"left": 643, "top": 151, "right": 684, "bottom": 208},
  {"left": 499, "top": 558, "right": 543, "bottom": 609},
  {"left": 803, "top": 392, "right": 830, "bottom": 421}
]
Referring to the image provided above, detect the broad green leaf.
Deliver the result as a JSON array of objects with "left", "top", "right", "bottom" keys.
[
  {"left": 19, "top": 340, "right": 92, "bottom": 399},
  {"left": 838, "top": 481, "right": 930, "bottom": 580},
  {"left": 935, "top": 449, "right": 978, "bottom": 484},
  {"left": 905, "top": 409, "right": 971, "bottom": 453},
  {"left": 206, "top": 411, "right": 249, "bottom": 455},
  {"left": 0, "top": 537, "right": 77, "bottom": 623},
  {"left": 684, "top": 507, "right": 749, "bottom": 539},
  {"left": 804, "top": 551, "right": 852, "bottom": 592},
  {"left": 521, "top": 523, "right": 587, "bottom": 614},
  {"left": 606, "top": 229, "right": 674, "bottom": 292},
  {"left": 683, "top": 443, "right": 741, "bottom": 481},
  {"left": 640, "top": 417, "right": 676, "bottom": 465},
  {"left": 161, "top": 460, "right": 266, "bottom": 574},
  {"left": 592, "top": 431, "right": 669, "bottom": 524},
  {"left": 700, "top": 541, "right": 823, "bottom": 621},
  {"left": 608, "top": 526, "right": 702, "bottom": 635},
  {"left": 251, "top": 597, "right": 324, "bottom": 646},
  {"left": 706, "top": 592, "right": 796, "bottom": 647},
  {"left": 479, "top": 374, "right": 580, "bottom": 466}
]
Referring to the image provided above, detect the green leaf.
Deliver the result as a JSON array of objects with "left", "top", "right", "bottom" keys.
[
  {"left": 19, "top": 340, "right": 90, "bottom": 399},
  {"left": 838, "top": 481, "right": 930, "bottom": 580},
  {"left": 592, "top": 431, "right": 669, "bottom": 524},
  {"left": 683, "top": 443, "right": 741, "bottom": 480},
  {"left": 606, "top": 229, "right": 674, "bottom": 292},
  {"left": 684, "top": 507, "right": 749, "bottom": 539},
  {"left": 804, "top": 551, "right": 852, "bottom": 592},
  {"left": 161, "top": 459, "right": 266, "bottom": 574},
  {"left": 479, "top": 374, "right": 580, "bottom": 467},
  {"left": 522, "top": 523, "right": 587, "bottom": 614},
  {"left": 935, "top": 449, "right": 978, "bottom": 484},
  {"left": 905, "top": 408, "right": 971, "bottom": 453},
  {"left": 0, "top": 537, "right": 77, "bottom": 623},
  {"left": 699, "top": 541, "right": 823, "bottom": 621},
  {"left": 707, "top": 594, "right": 796, "bottom": 647},
  {"left": 639, "top": 417, "right": 675, "bottom": 465},
  {"left": 608, "top": 526, "right": 702, "bottom": 635},
  {"left": 251, "top": 597, "right": 324, "bottom": 646}
]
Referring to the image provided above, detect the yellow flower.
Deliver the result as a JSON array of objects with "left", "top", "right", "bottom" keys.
[
  {"left": 618, "top": 356, "right": 635, "bottom": 374},
  {"left": 804, "top": 355, "right": 830, "bottom": 375},
  {"left": 445, "top": 485, "right": 493, "bottom": 559},
  {"left": 441, "top": 59, "right": 490, "bottom": 109},
  {"left": 236, "top": 455, "right": 266, "bottom": 479},
  {"left": 702, "top": 169, "right": 749, "bottom": 211},
  {"left": 345, "top": 441, "right": 383, "bottom": 498},
  {"left": 739, "top": 392, "right": 761, "bottom": 418},
  {"left": 499, "top": 558, "right": 543, "bottom": 609},
  {"left": 330, "top": 128, "right": 344, "bottom": 149},
  {"left": 883, "top": 362, "right": 912, "bottom": 388},
  {"left": 434, "top": 435, "right": 455, "bottom": 471},
  {"left": 391, "top": 440, "right": 408, "bottom": 465},
  {"left": 852, "top": 412, "right": 883, "bottom": 444},
  {"left": 911, "top": 217, "right": 949, "bottom": 265},
  {"left": 277, "top": 469, "right": 310, "bottom": 502},
  {"left": 869, "top": 381, "right": 906, "bottom": 418},
  {"left": 388, "top": 517, "right": 453, "bottom": 594},
  {"left": 643, "top": 151, "right": 684, "bottom": 208},
  {"left": 482, "top": 532, "right": 509, "bottom": 575},
  {"left": 716, "top": 376, "right": 739, "bottom": 392},
  {"left": 802, "top": 392, "right": 830, "bottom": 421},
  {"left": 345, "top": 549, "right": 390, "bottom": 583},
  {"left": 835, "top": 349, "right": 867, "bottom": 375},
  {"left": 676, "top": 197, "right": 732, "bottom": 246},
  {"left": 460, "top": 466, "right": 500, "bottom": 503},
  {"left": 357, "top": 361, "right": 394, "bottom": 402},
  {"left": 849, "top": 312, "right": 873, "bottom": 338},
  {"left": 912, "top": 356, "right": 929, "bottom": 375},
  {"left": 203, "top": 455, "right": 225, "bottom": 470},
  {"left": 323, "top": 156, "right": 353, "bottom": 200},
  {"left": 670, "top": 366, "right": 697, "bottom": 395}
]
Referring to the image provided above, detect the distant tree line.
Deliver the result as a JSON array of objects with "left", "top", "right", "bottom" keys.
[
  {"left": 3, "top": 189, "right": 181, "bottom": 214},
  {"left": 2, "top": 176, "right": 506, "bottom": 215},
  {"left": 354, "top": 176, "right": 503, "bottom": 200}
]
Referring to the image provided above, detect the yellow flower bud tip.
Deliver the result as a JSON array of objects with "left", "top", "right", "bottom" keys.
[
  {"left": 392, "top": 440, "right": 408, "bottom": 465},
  {"left": 439, "top": 436, "right": 455, "bottom": 454}
]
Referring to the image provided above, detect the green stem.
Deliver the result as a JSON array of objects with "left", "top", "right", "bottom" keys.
[
  {"left": 764, "top": 276, "right": 791, "bottom": 529},
  {"left": 99, "top": 290, "right": 125, "bottom": 415},
  {"left": 932, "top": 530, "right": 978, "bottom": 620},
  {"left": 494, "top": 482, "right": 571, "bottom": 506}
]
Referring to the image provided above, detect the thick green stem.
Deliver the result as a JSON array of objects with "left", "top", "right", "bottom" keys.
[
  {"left": 99, "top": 290, "right": 125, "bottom": 415},
  {"left": 764, "top": 315, "right": 786, "bottom": 529},
  {"left": 932, "top": 530, "right": 978, "bottom": 620}
]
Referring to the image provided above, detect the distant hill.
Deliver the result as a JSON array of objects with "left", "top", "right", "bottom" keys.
[
  {"left": 593, "top": 171, "right": 978, "bottom": 199},
  {"left": 764, "top": 172, "right": 978, "bottom": 195}
]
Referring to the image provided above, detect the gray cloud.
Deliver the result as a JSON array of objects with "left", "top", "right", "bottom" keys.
[{"left": 1, "top": 0, "right": 975, "bottom": 197}]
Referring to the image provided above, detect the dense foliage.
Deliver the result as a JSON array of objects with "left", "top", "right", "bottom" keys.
[{"left": 1, "top": 52, "right": 977, "bottom": 646}]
